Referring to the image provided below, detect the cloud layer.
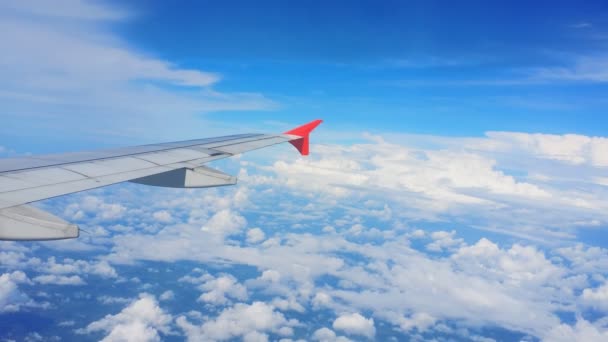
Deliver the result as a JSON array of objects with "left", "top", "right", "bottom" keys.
[{"left": 2, "top": 127, "right": 608, "bottom": 340}]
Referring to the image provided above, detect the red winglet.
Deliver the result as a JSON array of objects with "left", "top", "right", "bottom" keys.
[{"left": 284, "top": 119, "right": 323, "bottom": 156}]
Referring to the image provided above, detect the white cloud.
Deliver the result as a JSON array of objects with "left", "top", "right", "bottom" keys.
[
  {"left": 36, "top": 257, "right": 117, "bottom": 278},
  {"left": 107, "top": 205, "right": 590, "bottom": 339},
  {"left": 0, "top": 0, "right": 275, "bottom": 141},
  {"left": 397, "top": 312, "right": 436, "bottom": 332},
  {"left": 268, "top": 138, "right": 550, "bottom": 205},
  {"left": 177, "top": 301, "right": 298, "bottom": 341},
  {"left": 332, "top": 313, "right": 375, "bottom": 338},
  {"left": 3, "top": 0, "right": 128, "bottom": 21},
  {"left": 82, "top": 294, "right": 171, "bottom": 342},
  {"left": 426, "top": 230, "right": 464, "bottom": 252},
  {"left": 312, "top": 292, "right": 332, "bottom": 309},
  {"left": 556, "top": 244, "right": 608, "bottom": 275},
  {"left": 312, "top": 327, "right": 352, "bottom": 342},
  {"left": 0, "top": 271, "right": 34, "bottom": 313},
  {"left": 581, "top": 281, "right": 608, "bottom": 311},
  {"left": 533, "top": 56, "right": 608, "bottom": 84},
  {"left": 260, "top": 132, "right": 608, "bottom": 242},
  {"left": 410, "top": 229, "right": 426, "bottom": 238},
  {"left": 243, "top": 331, "right": 269, "bottom": 342},
  {"left": 484, "top": 131, "right": 608, "bottom": 167},
  {"left": 259, "top": 270, "right": 281, "bottom": 283},
  {"left": 197, "top": 274, "right": 248, "bottom": 305},
  {"left": 152, "top": 210, "right": 173, "bottom": 224},
  {"left": 64, "top": 196, "right": 126, "bottom": 222},
  {"left": 271, "top": 297, "right": 306, "bottom": 313},
  {"left": 33, "top": 274, "right": 85, "bottom": 285},
  {"left": 159, "top": 290, "right": 174, "bottom": 301},
  {"left": 99, "top": 296, "right": 131, "bottom": 305},
  {"left": 452, "top": 238, "right": 563, "bottom": 285},
  {"left": 89, "top": 261, "right": 118, "bottom": 278},
  {"left": 247, "top": 228, "right": 266, "bottom": 244},
  {"left": 543, "top": 318, "right": 608, "bottom": 342},
  {"left": 201, "top": 209, "right": 247, "bottom": 238}
]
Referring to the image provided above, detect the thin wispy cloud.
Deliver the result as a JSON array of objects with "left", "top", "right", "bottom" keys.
[
  {"left": 532, "top": 56, "right": 608, "bottom": 83},
  {"left": 0, "top": 0, "right": 276, "bottom": 142},
  {"left": 570, "top": 22, "right": 592, "bottom": 29}
]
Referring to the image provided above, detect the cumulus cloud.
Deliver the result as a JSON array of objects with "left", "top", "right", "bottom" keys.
[
  {"left": 332, "top": 313, "right": 375, "bottom": 338},
  {"left": 37, "top": 257, "right": 117, "bottom": 278},
  {"left": 64, "top": 196, "right": 126, "bottom": 222},
  {"left": 33, "top": 274, "right": 85, "bottom": 285},
  {"left": 0, "top": 271, "right": 34, "bottom": 312},
  {"left": 259, "top": 270, "right": 281, "bottom": 283},
  {"left": 543, "top": 318, "right": 608, "bottom": 342},
  {"left": 484, "top": 131, "right": 608, "bottom": 167},
  {"left": 397, "top": 312, "right": 436, "bottom": 332},
  {"left": 177, "top": 301, "right": 298, "bottom": 341},
  {"left": 201, "top": 209, "right": 247, "bottom": 238},
  {"left": 268, "top": 138, "right": 549, "bottom": 204},
  {"left": 426, "top": 230, "right": 464, "bottom": 252},
  {"left": 247, "top": 228, "right": 266, "bottom": 244},
  {"left": 82, "top": 294, "right": 171, "bottom": 342},
  {"left": 107, "top": 200, "right": 599, "bottom": 339},
  {"left": 197, "top": 274, "right": 248, "bottom": 305},
  {"left": 312, "top": 327, "right": 352, "bottom": 342},
  {"left": 258, "top": 132, "right": 608, "bottom": 242},
  {"left": 581, "top": 281, "right": 608, "bottom": 311},
  {"left": 152, "top": 210, "right": 173, "bottom": 223},
  {"left": 243, "top": 331, "right": 269, "bottom": 342},
  {"left": 159, "top": 290, "right": 174, "bottom": 301},
  {"left": 452, "top": 238, "right": 562, "bottom": 284},
  {"left": 312, "top": 292, "right": 332, "bottom": 309}
]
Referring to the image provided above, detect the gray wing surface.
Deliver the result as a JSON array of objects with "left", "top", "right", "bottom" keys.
[{"left": 0, "top": 119, "right": 322, "bottom": 241}]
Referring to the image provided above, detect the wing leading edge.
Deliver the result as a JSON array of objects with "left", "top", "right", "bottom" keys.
[{"left": 0, "top": 120, "right": 322, "bottom": 240}]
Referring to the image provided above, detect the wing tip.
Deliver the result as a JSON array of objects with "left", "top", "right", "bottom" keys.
[{"left": 284, "top": 119, "right": 323, "bottom": 156}]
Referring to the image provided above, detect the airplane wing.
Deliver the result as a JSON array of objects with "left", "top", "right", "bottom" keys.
[{"left": 0, "top": 120, "right": 322, "bottom": 241}]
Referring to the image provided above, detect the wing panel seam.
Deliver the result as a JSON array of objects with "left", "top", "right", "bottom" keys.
[{"left": 0, "top": 134, "right": 266, "bottom": 174}]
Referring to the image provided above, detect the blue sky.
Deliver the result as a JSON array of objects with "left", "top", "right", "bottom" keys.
[
  {"left": 112, "top": 0, "right": 608, "bottom": 136},
  {"left": 1, "top": 0, "right": 608, "bottom": 151},
  {"left": 1, "top": 1, "right": 608, "bottom": 341}
]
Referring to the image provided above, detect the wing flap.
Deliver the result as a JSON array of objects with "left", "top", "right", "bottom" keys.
[
  {"left": 0, "top": 205, "right": 78, "bottom": 240},
  {"left": 130, "top": 166, "right": 237, "bottom": 188}
]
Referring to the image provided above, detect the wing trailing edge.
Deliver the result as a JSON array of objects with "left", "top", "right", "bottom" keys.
[{"left": 0, "top": 205, "right": 79, "bottom": 240}]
